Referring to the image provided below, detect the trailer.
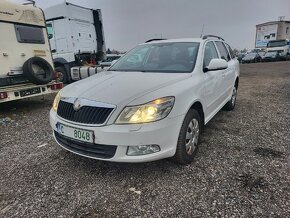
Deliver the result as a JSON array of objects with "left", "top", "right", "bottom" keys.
[
  {"left": 44, "top": 2, "right": 106, "bottom": 83},
  {"left": 0, "top": 0, "right": 63, "bottom": 104}
]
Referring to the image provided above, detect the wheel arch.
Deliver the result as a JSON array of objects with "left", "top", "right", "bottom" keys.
[
  {"left": 235, "top": 77, "right": 239, "bottom": 89},
  {"left": 189, "top": 101, "right": 205, "bottom": 130},
  {"left": 53, "top": 58, "right": 68, "bottom": 68}
]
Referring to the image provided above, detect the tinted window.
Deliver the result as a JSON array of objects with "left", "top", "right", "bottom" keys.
[
  {"left": 215, "top": 41, "right": 230, "bottom": 61},
  {"left": 15, "top": 25, "right": 45, "bottom": 44},
  {"left": 203, "top": 41, "right": 218, "bottom": 67},
  {"left": 110, "top": 42, "right": 200, "bottom": 73}
]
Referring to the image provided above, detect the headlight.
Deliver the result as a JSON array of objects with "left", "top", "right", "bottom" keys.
[
  {"left": 52, "top": 92, "right": 61, "bottom": 112},
  {"left": 116, "top": 97, "right": 175, "bottom": 124}
]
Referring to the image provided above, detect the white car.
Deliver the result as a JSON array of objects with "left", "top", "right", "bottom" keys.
[{"left": 50, "top": 36, "right": 240, "bottom": 164}]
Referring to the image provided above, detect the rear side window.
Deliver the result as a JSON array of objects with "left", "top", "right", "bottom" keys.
[
  {"left": 203, "top": 41, "right": 219, "bottom": 67},
  {"left": 215, "top": 41, "right": 230, "bottom": 61},
  {"left": 225, "top": 43, "right": 234, "bottom": 59},
  {"left": 15, "top": 25, "right": 45, "bottom": 44}
]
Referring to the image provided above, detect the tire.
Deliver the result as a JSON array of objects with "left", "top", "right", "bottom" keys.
[
  {"left": 23, "top": 57, "right": 53, "bottom": 85},
  {"left": 173, "top": 109, "right": 201, "bottom": 165},
  {"left": 55, "top": 66, "right": 68, "bottom": 84},
  {"left": 224, "top": 85, "right": 238, "bottom": 111}
]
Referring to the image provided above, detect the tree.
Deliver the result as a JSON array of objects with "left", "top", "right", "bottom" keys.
[
  {"left": 232, "top": 48, "right": 239, "bottom": 56},
  {"left": 106, "top": 48, "right": 112, "bottom": 54},
  {"left": 241, "top": 48, "right": 248, "bottom": 53}
]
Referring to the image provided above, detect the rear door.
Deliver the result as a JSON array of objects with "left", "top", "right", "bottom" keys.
[
  {"left": 203, "top": 41, "right": 224, "bottom": 116},
  {"left": 215, "top": 41, "right": 234, "bottom": 101}
]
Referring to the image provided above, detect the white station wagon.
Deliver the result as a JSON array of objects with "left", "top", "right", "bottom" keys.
[{"left": 50, "top": 35, "right": 240, "bottom": 164}]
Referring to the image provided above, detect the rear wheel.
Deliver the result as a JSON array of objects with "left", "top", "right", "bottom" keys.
[{"left": 173, "top": 109, "right": 201, "bottom": 165}]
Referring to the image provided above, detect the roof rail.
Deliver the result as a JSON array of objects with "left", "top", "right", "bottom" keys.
[
  {"left": 23, "top": 0, "right": 36, "bottom": 6},
  {"left": 145, "top": 38, "right": 167, "bottom": 43},
  {"left": 202, "top": 35, "right": 224, "bottom": 41}
]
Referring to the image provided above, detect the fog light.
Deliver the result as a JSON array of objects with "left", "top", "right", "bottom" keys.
[{"left": 127, "top": 145, "right": 160, "bottom": 156}]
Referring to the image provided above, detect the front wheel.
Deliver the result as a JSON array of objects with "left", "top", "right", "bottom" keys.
[
  {"left": 173, "top": 109, "right": 201, "bottom": 165},
  {"left": 55, "top": 66, "right": 68, "bottom": 84},
  {"left": 224, "top": 86, "right": 237, "bottom": 111}
]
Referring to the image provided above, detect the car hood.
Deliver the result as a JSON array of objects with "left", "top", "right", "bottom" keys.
[{"left": 61, "top": 71, "right": 191, "bottom": 105}]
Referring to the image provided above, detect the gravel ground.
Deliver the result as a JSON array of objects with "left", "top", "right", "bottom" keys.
[{"left": 0, "top": 62, "right": 290, "bottom": 217}]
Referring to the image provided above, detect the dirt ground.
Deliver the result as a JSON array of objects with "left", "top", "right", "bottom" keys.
[{"left": 0, "top": 61, "right": 289, "bottom": 217}]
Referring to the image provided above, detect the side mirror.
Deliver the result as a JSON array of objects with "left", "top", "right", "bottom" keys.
[{"left": 204, "top": 59, "right": 228, "bottom": 72}]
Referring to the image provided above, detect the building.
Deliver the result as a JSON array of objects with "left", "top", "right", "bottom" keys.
[{"left": 255, "top": 20, "right": 290, "bottom": 48}]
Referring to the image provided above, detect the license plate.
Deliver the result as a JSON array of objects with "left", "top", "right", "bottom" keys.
[
  {"left": 56, "top": 123, "right": 94, "bottom": 143},
  {"left": 20, "top": 87, "right": 41, "bottom": 97}
]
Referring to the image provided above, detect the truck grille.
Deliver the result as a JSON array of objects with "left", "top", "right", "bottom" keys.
[
  {"left": 54, "top": 131, "right": 117, "bottom": 159},
  {"left": 57, "top": 100, "right": 114, "bottom": 125}
]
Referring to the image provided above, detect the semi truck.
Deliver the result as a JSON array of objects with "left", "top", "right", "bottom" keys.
[
  {"left": 0, "top": 0, "right": 63, "bottom": 104},
  {"left": 44, "top": 2, "right": 106, "bottom": 83}
]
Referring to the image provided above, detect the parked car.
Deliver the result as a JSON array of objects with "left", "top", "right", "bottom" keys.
[
  {"left": 262, "top": 51, "right": 280, "bottom": 62},
  {"left": 241, "top": 52, "right": 262, "bottom": 63},
  {"left": 50, "top": 35, "right": 240, "bottom": 164},
  {"left": 100, "top": 54, "right": 122, "bottom": 68},
  {"left": 237, "top": 53, "right": 246, "bottom": 63},
  {"left": 258, "top": 51, "right": 266, "bottom": 59}
]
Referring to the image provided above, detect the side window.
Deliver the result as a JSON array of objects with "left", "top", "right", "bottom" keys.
[
  {"left": 15, "top": 24, "right": 45, "bottom": 44},
  {"left": 215, "top": 41, "right": 230, "bottom": 62},
  {"left": 203, "top": 41, "right": 219, "bottom": 67},
  {"left": 46, "top": 23, "right": 54, "bottom": 39},
  {"left": 225, "top": 43, "right": 234, "bottom": 59}
]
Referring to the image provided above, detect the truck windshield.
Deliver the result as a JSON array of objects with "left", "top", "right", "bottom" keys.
[
  {"left": 267, "top": 40, "right": 287, "bottom": 47},
  {"left": 109, "top": 42, "right": 200, "bottom": 73}
]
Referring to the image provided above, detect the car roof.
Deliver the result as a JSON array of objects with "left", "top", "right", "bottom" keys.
[{"left": 142, "top": 38, "right": 224, "bottom": 45}]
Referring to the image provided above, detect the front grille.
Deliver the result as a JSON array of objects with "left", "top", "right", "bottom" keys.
[
  {"left": 54, "top": 131, "right": 117, "bottom": 159},
  {"left": 57, "top": 100, "right": 114, "bottom": 125}
]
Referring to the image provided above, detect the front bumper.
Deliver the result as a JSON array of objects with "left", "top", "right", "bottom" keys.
[{"left": 50, "top": 109, "right": 184, "bottom": 163}]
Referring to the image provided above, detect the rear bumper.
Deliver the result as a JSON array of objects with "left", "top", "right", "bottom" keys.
[{"left": 0, "top": 82, "right": 63, "bottom": 103}]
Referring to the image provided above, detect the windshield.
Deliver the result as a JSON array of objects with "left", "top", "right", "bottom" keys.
[
  {"left": 245, "top": 53, "right": 256, "bottom": 58},
  {"left": 267, "top": 40, "right": 287, "bottom": 47},
  {"left": 265, "top": 52, "right": 277, "bottom": 57},
  {"left": 109, "top": 42, "right": 200, "bottom": 73}
]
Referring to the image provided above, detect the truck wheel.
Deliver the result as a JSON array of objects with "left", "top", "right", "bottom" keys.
[
  {"left": 173, "top": 109, "right": 201, "bottom": 165},
  {"left": 55, "top": 66, "right": 68, "bottom": 84},
  {"left": 224, "top": 86, "right": 237, "bottom": 111},
  {"left": 23, "top": 57, "right": 53, "bottom": 85}
]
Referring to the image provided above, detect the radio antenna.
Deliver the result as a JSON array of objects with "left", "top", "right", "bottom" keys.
[{"left": 200, "top": 24, "right": 205, "bottom": 38}]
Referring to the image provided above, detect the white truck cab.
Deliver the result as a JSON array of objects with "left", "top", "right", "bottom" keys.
[
  {"left": 266, "top": 39, "right": 290, "bottom": 60},
  {"left": 0, "top": 0, "right": 62, "bottom": 103},
  {"left": 44, "top": 2, "right": 106, "bottom": 83}
]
